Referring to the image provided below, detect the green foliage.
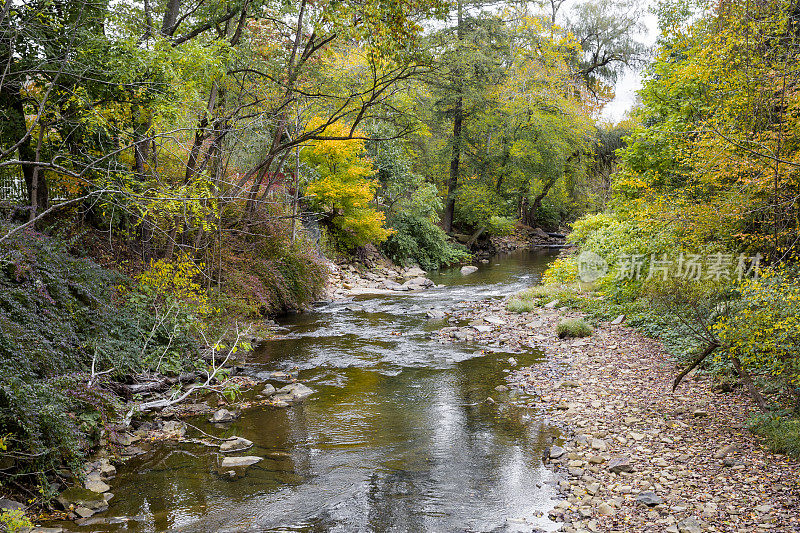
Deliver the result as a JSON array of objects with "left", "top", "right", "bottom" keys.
[
  {"left": 217, "top": 206, "right": 327, "bottom": 316},
  {"left": 747, "top": 412, "right": 800, "bottom": 458},
  {"left": 541, "top": 257, "right": 579, "bottom": 285},
  {"left": 716, "top": 267, "right": 800, "bottom": 394},
  {"left": 0, "top": 509, "right": 33, "bottom": 533},
  {"left": 381, "top": 212, "right": 470, "bottom": 270},
  {"left": 0, "top": 228, "right": 198, "bottom": 480},
  {"left": 486, "top": 216, "right": 514, "bottom": 236},
  {"left": 556, "top": 318, "right": 594, "bottom": 338}
]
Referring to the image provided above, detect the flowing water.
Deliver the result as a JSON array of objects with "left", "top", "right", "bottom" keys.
[{"left": 72, "top": 250, "right": 560, "bottom": 533}]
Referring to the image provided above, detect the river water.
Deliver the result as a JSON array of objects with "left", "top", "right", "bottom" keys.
[{"left": 78, "top": 250, "right": 559, "bottom": 533}]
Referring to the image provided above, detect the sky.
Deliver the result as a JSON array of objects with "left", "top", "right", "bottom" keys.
[{"left": 593, "top": 1, "right": 660, "bottom": 123}]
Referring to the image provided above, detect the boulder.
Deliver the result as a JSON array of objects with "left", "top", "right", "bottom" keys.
[
  {"left": 260, "top": 384, "right": 277, "bottom": 397},
  {"left": 275, "top": 383, "right": 315, "bottom": 402},
  {"left": 483, "top": 316, "right": 507, "bottom": 325},
  {"left": 220, "top": 456, "right": 262, "bottom": 468},
  {"left": 548, "top": 445, "right": 565, "bottom": 459},
  {"left": 543, "top": 299, "right": 559, "bottom": 309},
  {"left": 0, "top": 498, "right": 24, "bottom": 512},
  {"left": 161, "top": 420, "right": 186, "bottom": 438},
  {"left": 532, "top": 227, "right": 549, "bottom": 239},
  {"left": 219, "top": 437, "right": 253, "bottom": 453},
  {"left": 56, "top": 487, "right": 108, "bottom": 512},
  {"left": 460, "top": 265, "right": 478, "bottom": 276},
  {"left": 472, "top": 325, "right": 492, "bottom": 333},
  {"left": 84, "top": 479, "right": 110, "bottom": 493},
  {"left": 209, "top": 408, "right": 238, "bottom": 423},
  {"left": 425, "top": 310, "right": 446, "bottom": 320},
  {"left": 382, "top": 279, "right": 404, "bottom": 290},
  {"left": 109, "top": 432, "right": 139, "bottom": 446},
  {"left": 610, "top": 314, "right": 625, "bottom": 325},
  {"left": 404, "top": 266, "right": 426, "bottom": 278}
]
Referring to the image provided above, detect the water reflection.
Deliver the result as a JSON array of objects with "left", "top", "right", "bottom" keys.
[{"left": 78, "top": 250, "right": 559, "bottom": 532}]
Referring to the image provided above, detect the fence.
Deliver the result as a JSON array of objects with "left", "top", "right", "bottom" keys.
[{"left": 0, "top": 170, "right": 26, "bottom": 203}]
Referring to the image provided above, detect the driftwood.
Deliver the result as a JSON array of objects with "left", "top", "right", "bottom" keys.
[
  {"left": 672, "top": 341, "right": 719, "bottom": 391},
  {"left": 731, "top": 357, "right": 770, "bottom": 412},
  {"left": 673, "top": 341, "right": 770, "bottom": 413},
  {"left": 125, "top": 372, "right": 199, "bottom": 395}
]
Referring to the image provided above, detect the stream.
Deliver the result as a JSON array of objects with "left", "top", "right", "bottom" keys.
[{"left": 74, "top": 250, "right": 560, "bottom": 532}]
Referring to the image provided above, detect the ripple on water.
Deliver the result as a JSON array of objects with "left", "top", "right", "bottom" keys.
[{"left": 83, "top": 250, "right": 561, "bottom": 533}]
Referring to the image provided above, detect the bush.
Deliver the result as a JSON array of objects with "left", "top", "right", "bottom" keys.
[
  {"left": 541, "top": 256, "right": 579, "bottom": 285},
  {"left": 382, "top": 212, "right": 470, "bottom": 270},
  {"left": 217, "top": 205, "right": 328, "bottom": 316},
  {"left": 715, "top": 266, "right": 800, "bottom": 405},
  {"left": 747, "top": 412, "right": 800, "bottom": 458},
  {"left": 486, "top": 215, "right": 515, "bottom": 236},
  {"left": 506, "top": 298, "right": 536, "bottom": 313},
  {"left": 0, "top": 509, "right": 33, "bottom": 533},
  {"left": 556, "top": 318, "right": 593, "bottom": 338}
]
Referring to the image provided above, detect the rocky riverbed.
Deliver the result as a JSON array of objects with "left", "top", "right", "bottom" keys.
[{"left": 433, "top": 300, "right": 800, "bottom": 533}]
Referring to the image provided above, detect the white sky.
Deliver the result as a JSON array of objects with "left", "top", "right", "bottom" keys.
[{"left": 593, "top": 2, "right": 660, "bottom": 123}]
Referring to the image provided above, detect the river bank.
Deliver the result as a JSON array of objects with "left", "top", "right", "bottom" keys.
[{"left": 435, "top": 300, "right": 800, "bottom": 532}]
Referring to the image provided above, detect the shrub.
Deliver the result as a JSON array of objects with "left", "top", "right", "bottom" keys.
[
  {"left": 0, "top": 509, "right": 33, "bottom": 533},
  {"left": 556, "top": 318, "right": 593, "bottom": 338},
  {"left": 541, "top": 256, "right": 579, "bottom": 285},
  {"left": 506, "top": 298, "right": 536, "bottom": 313},
  {"left": 217, "top": 206, "right": 327, "bottom": 316},
  {"left": 486, "top": 215, "right": 515, "bottom": 236},
  {"left": 715, "top": 266, "right": 800, "bottom": 405},
  {"left": 382, "top": 212, "right": 470, "bottom": 270}
]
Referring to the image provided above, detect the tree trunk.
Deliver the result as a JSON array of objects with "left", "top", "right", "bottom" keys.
[
  {"left": 161, "top": 0, "right": 181, "bottom": 36},
  {"left": 443, "top": 95, "right": 462, "bottom": 234},
  {"left": 731, "top": 356, "right": 769, "bottom": 412},
  {"left": 521, "top": 176, "right": 557, "bottom": 227}
]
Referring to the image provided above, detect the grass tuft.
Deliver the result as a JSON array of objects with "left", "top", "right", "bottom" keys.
[
  {"left": 556, "top": 318, "right": 594, "bottom": 338},
  {"left": 506, "top": 298, "right": 536, "bottom": 313}
]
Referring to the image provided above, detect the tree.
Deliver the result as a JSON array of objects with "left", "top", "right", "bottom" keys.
[{"left": 302, "top": 122, "right": 391, "bottom": 250}]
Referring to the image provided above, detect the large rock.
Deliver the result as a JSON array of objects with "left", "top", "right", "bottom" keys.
[
  {"left": 548, "top": 445, "right": 565, "bottom": 459},
  {"left": 161, "top": 420, "right": 186, "bottom": 438},
  {"left": 608, "top": 456, "right": 634, "bottom": 473},
  {"left": 636, "top": 491, "right": 663, "bottom": 507},
  {"left": 426, "top": 309, "right": 446, "bottom": 320},
  {"left": 0, "top": 498, "right": 23, "bottom": 512},
  {"left": 483, "top": 316, "right": 507, "bottom": 325},
  {"left": 532, "top": 227, "right": 549, "bottom": 239},
  {"left": 677, "top": 517, "right": 703, "bottom": 533},
  {"left": 275, "top": 383, "right": 315, "bottom": 402},
  {"left": 402, "top": 277, "right": 433, "bottom": 290},
  {"left": 109, "top": 432, "right": 139, "bottom": 446},
  {"left": 209, "top": 408, "right": 238, "bottom": 423},
  {"left": 404, "top": 266, "right": 426, "bottom": 278},
  {"left": 460, "top": 265, "right": 478, "bottom": 276},
  {"left": 84, "top": 478, "right": 110, "bottom": 493},
  {"left": 259, "top": 384, "right": 277, "bottom": 397},
  {"left": 219, "top": 437, "right": 253, "bottom": 453},
  {"left": 56, "top": 487, "right": 108, "bottom": 512},
  {"left": 220, "top": 456, "right": 262, "bottom": 468},
  {"left": 382, "top": 279, "right": 404, "bottom": 290}
]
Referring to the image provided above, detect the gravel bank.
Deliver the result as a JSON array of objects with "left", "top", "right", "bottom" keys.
[{"left": 434, "top": 301, "right": 800, "bottom": 533}]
